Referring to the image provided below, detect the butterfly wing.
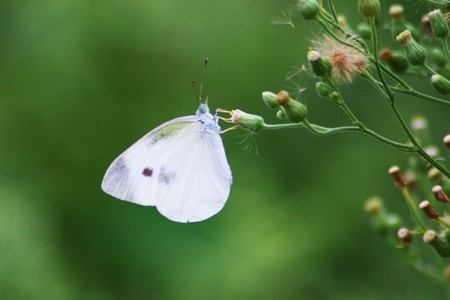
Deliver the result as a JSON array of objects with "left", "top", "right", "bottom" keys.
[{"left": 101, "top": 115, "right": 232, "bottom": 223}]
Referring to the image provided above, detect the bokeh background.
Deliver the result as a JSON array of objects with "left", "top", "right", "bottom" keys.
[{"left": 1, "top": 0, "right": 449, "bottom": 299}]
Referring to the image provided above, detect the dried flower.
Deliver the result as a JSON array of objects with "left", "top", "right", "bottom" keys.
[
  {"left": 397, "top": 227, "right": 413, "bottom": 244},
  {"left": 388, "top": 165, "right": 406, "bottom": 188},
  {"left": 444, "top": 135, "right": 450, "bottom": 151},
  {"left": 419, "top": 200, "right": 440, "bottom": 220},
  {"left": 433, "top": 185, "right": 450, "bottom": 203},
  {"left": 313, "top": 35, "right": 368, "bottom": 83}
]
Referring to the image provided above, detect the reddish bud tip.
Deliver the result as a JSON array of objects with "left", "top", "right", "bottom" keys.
[
  {"left": 420, "top": 200, "right": 440, "bottom": 220},
  {"left": 397, "top": 227, "right": 413, "bottom": 244},
  {"left": 389, "top": 166, "right": 406, "bottom": 188},
  {"left": 444, "top": 134, "right": 450, "bottom": 151},
  {"left": 433, "top": 185, "right": 450, "bottom": 203}
]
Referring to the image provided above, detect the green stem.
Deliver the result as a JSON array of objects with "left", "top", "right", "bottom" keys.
[
  {"left": 423, "top": 63, "right": 438, "bottom": 76},
  {"left": 262, "top": 121, "right": 414, "bottom": 152},
  {"left": 361, "top": 71, "right": 450, "bottom": 107},
  {"left": 391, "top": 87, "right": 450, "bottom": 107},
  {"left": 442, "top": 38, "right": 450, "bottom": 62},
  {"left": 401, "top": 187, "right": 426, "bottom": 230},
  {"left": 369, "top": 16, "right": 395, "bottom": 101},
  {"left": 438, "top": 217, "right": 450, "bottom": 229},
  {"left": 389, "top": 102, "right": 450, "bottom": 178},
  {"left": 326, "top": 0, "right": 338, "bottom": 24}
]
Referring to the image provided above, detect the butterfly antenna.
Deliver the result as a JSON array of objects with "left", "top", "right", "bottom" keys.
[
  {"left": 192, "top": 80, "right": 201, "bottom": 105},
  {"left": 198, "top": 58, "right": 208, "bottom": 103}
]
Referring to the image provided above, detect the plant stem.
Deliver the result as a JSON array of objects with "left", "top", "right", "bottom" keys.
[
  {"left": 438, "top": 217, "right": 450, "bottom": 229},
  {"left": 423, "top": 63, "right": 438, "bottom": 76},
  {"left": 262, "top": 121, "right": 414, "bottom": 151},
  {"left": 401, "top": 187, "right": 426, "bottom": 230},
  {"left": 326, "top": 0, "right": 338, "bottom": 24},
  {"left": 391, "top": 87, "right": 450, "bottom": 107},
  {"left": 442, "top": 38, "right": 450, "bottom": 62},
  {"left": 369, "top": 16, "right": 395, "bottom": 101},
  {"left": 361, "top": 71, "right": 450, "bottom": 107}
]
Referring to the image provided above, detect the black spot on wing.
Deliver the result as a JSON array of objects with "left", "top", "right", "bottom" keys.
[{"left": 142, "top": 167, "right": 153, "bottom": 177}]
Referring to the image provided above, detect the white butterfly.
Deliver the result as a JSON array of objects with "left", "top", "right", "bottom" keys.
[{"left": 101, "top": 103, "right": 232, "bottom": 223}]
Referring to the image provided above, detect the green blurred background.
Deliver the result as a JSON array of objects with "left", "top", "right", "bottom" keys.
[{"left": 1, "top": 0, "right": 449, "bottom": 299}]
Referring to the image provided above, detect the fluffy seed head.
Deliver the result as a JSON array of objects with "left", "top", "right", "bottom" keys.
[{"left": 314, "top": 35, "right": 368, "bottom": 83}]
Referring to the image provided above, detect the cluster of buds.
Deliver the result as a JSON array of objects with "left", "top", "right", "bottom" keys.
[
  {"left": 366, "top": 117, "right": 450, "bottom": 278},
  {"left": 261, "top": 90, "right": 308, "bottom": 123},
  {"left": 377, "top": 5, "right": 450, "bottom": 95}
]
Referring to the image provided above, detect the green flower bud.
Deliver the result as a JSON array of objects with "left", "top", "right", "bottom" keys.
[
  {"left": 424, "top": 230, "right": 450, "bottom": 257},
  {"left": 315, "top": 82, "right": 334, "bottom": 98},
  {"left": 229, "top": 109, "right": 264, "bottom": 132},
  {"left": 307, "top": 49, "right": 332, "bottom": 78},
  {"left": 373, "top": 212, "right": 401, "bottom": 240},
  {"left": 379, "top": 48, "right": 409, "bottom": 74},
  {"left": 261, "top": 91, "right": 279, "bottom": 109},
  {"left": 298, "top": 0, "right": 320, "bottom": 20},
  {"left": 431, "top": 74, "right": 450, "bottom": 95},
  {"left": 430, "top": 47, "right": 447, "bottom": 67},
  {"left": 364, "top": 196, "right": 383, "bottom": 215},
  {"left": 396, "top": 30, "right": 427, "bottom": 65},
  {"left": 428, "top": 9, "right": 449, "bottom": 38},
  {"left": 357, "top": 23, "right": 371, "bottom": 40},
  {"left": 358, "top": 0, "right": 380, "bottom": 18},
  {"left": 275, "top": 90, "right": 308, "bottom": 123}
]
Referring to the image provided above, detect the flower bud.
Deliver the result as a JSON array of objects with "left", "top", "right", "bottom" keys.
[
  {"left": 411, "top": 116, "right": 427, "bottom": 131},
  {"left": 397, "top": 227, "right": 413, "bottom": 244},
  {"left": 419, "top": 200, "right": 440, "bottom": 220},
  {"left": 307, "top": 49, "right": 332, "bottom": 78},
  {"left": 364, "top": 196, "right": 383, "bottom": 215},
  {"left": 424, "top": 230, "right": 450, "bottom": 257},
  {"left": 379, "top": 48, "right": 409, "bottom": 74},
  {"left": 315, "top": 82, "right": 334, "bottom": 98},
  {"left": 357, "top": 23, "right": 371, "bottom": 40},
  {"left": 431, "top": 74, "right": 450, "bottom": 95},
  {"left": 275, "top": 91, "right": 308, "bottom": 123},
  {"left": 229, "top": 109, "right": 264, "bottom": 132},
  {"left": 358, "top": 0, "right": 380, "bottom": 18},
  {"left": 389, "top": 5, "right": 404, "bottom": 20},
  {"left": 428, "top": 9, "right": 449, "bottom": 38},
  {"left": 396, "top": 30, "right": 428, "bottom": 65},
  {"left": 425, "top": 146, "right": 439, "bottom": 158},
  {"left": 444, "top": 135, "right": 450, "bottom": 151},
  {"left": 389, "top": 165, "right": 406, "bottom": 188},
  {"left": 422, "top": 15, "right": 433, "bottom": 37},
  {"left": 429, "top": 168, "right": 443, "bottom": 181},
  {"left": 433, "top": 185, "right": 450, "bottom": 203},
  {"left": 430, "top": 48, "right": 447, "bottom": 67},
  {"left": 262, "top": 91, "right": 279, "bottom": 109},
  {"left": 298, "top": 0, "right": 320, "bottom": 20}
]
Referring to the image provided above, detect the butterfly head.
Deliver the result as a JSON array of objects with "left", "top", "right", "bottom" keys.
[{"left": 197, "top": 103, "right": 210, "bottom": 115}]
